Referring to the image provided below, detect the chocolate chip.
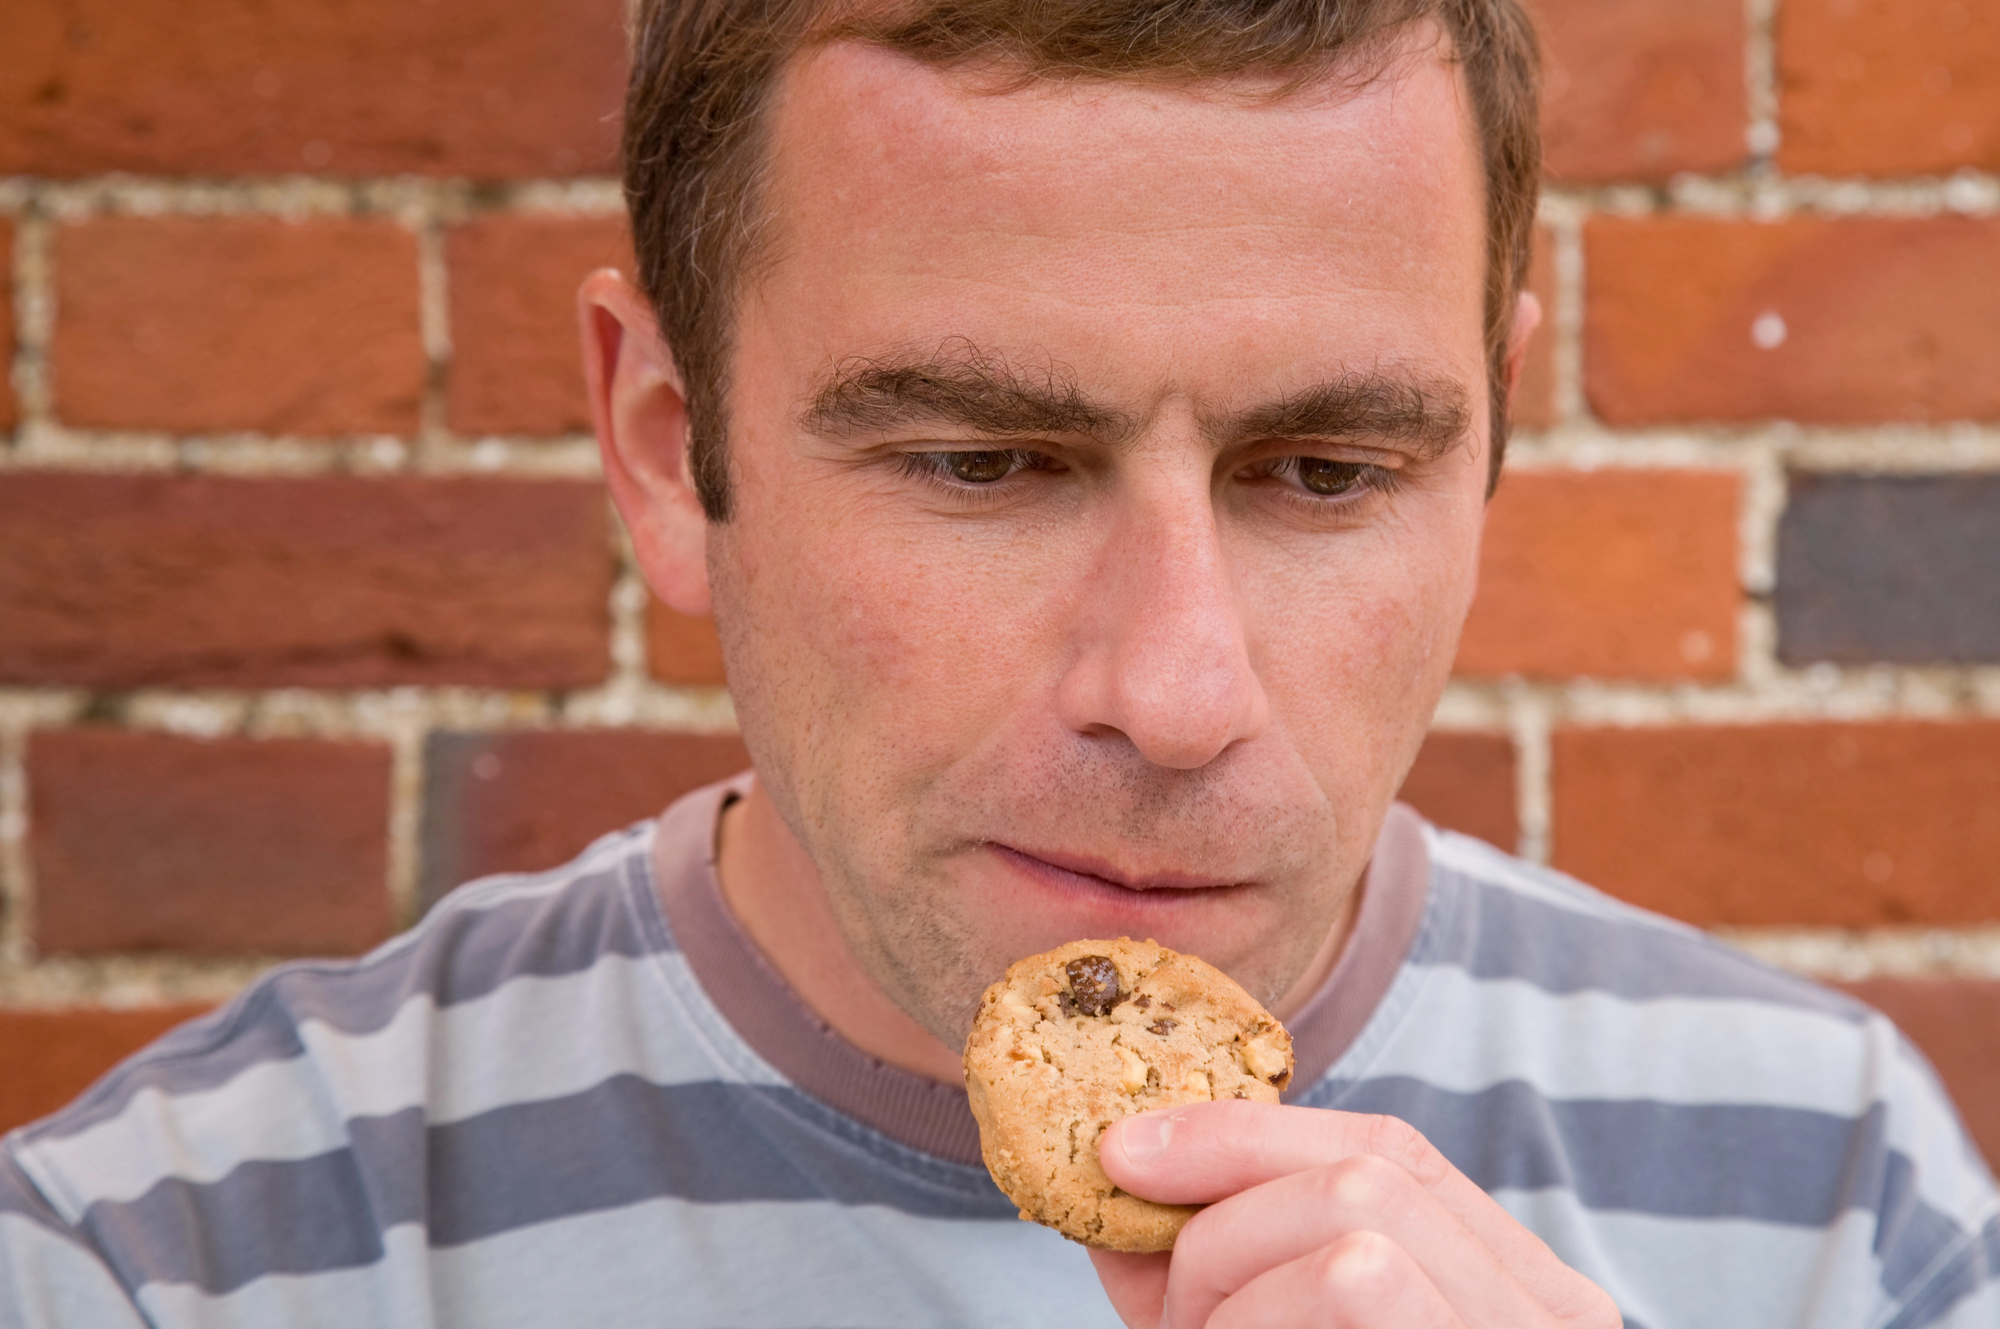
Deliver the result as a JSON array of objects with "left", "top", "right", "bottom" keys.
[
  {"left": 1133, "top": 995, "right": 1151, "bottom": 1010},
  {"left": 1146, "top": 1018, "right": 1177, "bottom": 1036},
  {"left": 1055, "top": 992, "right": 1079, "bottom": 1019},
  {"left": 1064, "top": 955, "right": 1122, "bottom": 1017}
]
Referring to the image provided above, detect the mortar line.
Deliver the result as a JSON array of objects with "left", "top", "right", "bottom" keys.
[
  {"left": 384, "top": 724, "right": 425, "bottom": 934},
  {"left": 1548, "top": 207, "right": 1586, "bottom": 430},
  {"left": 1743, "top": 0, "right": 1781, "bottom": 162},
  {"left": 29, "top": 177, "right": 624, "bottom": 222},
  {"left": 14, "top": 196, "right": 53, "bottom": 435},
  {"left": 415, "top": 195, "right": 453, "bottom": 470},
  {"left": 1717, "top": 925, "right": 2000, "bottom": 982},
  {"left": 14, "top": 171, "right": 1993, "bottom": 224},
  {"left": 0, "top": 953, "right": 272, "bottom": 1012},
  {"left": 1550, "top": 172, "right": 2000, "bottom": 219},
  {"left": 1507, "top": 685, "right": 1553, "bottom": 864},
  {"left": 0, "top": 722, "right": 32, "bottom": 966}
]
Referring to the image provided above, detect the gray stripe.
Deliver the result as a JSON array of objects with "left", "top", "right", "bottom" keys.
[
  {"left": 1881, "top": 1213, "right": 2000, "bottom": 1329},
  {"left": 1426, "top": 866, "right": 1866, "bottom": 1016},
  {"left": 29, "top": 848, "right": 660, "bottom": 1143},
  {"left": 80, "top": 1078, "right": 1012, "bottom": 1295},
  {"left": 81, "top": 1112, "right": 418, "bottom": 1298},
  {"left": 1324, "top": 1073, "right": 1987, "bottom": 1316},
  {"left": 1306, "top": 1074, "right": 1929, "bottom": 1230},
  {"left": 0, "top": 1149, "right": 91, "bottom": 1253}
]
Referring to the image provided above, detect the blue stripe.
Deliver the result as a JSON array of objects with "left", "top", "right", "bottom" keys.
[
  {"left": 1307, "top": 1074, "right": 1921, "bottom": 1229},
  {"left": 77, "top": 1078, "right": 1013, "bottom": 1295},
  {"left": 1881, "top": 1213, "right": 2000, "bottom": 1329}
]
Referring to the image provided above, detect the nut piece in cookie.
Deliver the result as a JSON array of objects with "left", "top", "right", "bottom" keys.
[{"left": 962, "top": 938, "right": 1295, "bottom": 1252}]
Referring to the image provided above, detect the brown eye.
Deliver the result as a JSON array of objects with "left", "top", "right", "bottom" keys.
[
  {"left": 1296, "top": 459, "right": 1366, "bottom": 495},
  {"left": 942, "top": 451, "right": 1016, "bottom": 483}
]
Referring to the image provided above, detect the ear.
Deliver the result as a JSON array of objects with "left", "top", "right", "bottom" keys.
[
  {"left": 579, "top": 269, "right": 712, "bottom": 616},
  {"left": 1502, "top": 289, "right": 1543, "bottom": 405}
]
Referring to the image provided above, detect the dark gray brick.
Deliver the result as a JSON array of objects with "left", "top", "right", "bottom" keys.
[{"left": 1777, "top": 473, "right": 2000, "bottom": 665}]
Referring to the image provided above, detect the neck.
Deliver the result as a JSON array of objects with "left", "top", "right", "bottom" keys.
[
  {"left": 713, "top": 783, "right": 965, "bottom": 1083},
  {"left": 705, "top": 780, "right": 1361, "bottom": 1086}
]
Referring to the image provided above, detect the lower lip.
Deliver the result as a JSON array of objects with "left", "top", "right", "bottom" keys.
[{"left": 987, "top": 844, "right": 1249, "bottom": 914}]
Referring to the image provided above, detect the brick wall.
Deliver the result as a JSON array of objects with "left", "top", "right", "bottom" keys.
[{"left": 3, "top": 0, "right": 1998, "bottom": 1157}]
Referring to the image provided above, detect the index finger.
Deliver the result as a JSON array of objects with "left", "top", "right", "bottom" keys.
[{"left": 1100, "top": 1100, "right": 1569, "bottom": 1298}]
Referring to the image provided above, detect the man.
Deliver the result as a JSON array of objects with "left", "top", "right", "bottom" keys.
[{"left": 2, "top": 1, "right": 1993, "bottom": 1326}]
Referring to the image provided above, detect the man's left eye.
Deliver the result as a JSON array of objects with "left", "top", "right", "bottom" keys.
[
  {"left": 1294, "top": 459, "right": 1367, "bottom": 495},
  {"left": 938, "top": 451, "right": 1018, "bottom": 484}
]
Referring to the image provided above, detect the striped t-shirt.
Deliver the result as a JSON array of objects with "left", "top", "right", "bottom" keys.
[{"left": 3, "top": 776, "right": 1995, "bottom": 1328}]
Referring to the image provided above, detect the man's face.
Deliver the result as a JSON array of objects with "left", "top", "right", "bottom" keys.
[{"left": 709, "top": 37, "right": 1493, "bottom": 1043}]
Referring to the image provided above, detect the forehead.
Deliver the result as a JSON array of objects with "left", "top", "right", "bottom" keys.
[{"left": 753, "top": 35, "right": 1487, "bottom": 395}]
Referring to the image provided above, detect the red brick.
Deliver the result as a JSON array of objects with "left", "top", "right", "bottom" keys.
[
  {"left": 0, "top": 1005, "right": 215, "bottom": 1132},
  {"left": 1457, "top": 470, "right": 1740, "bottom": 681},
  {"left": 1, "top": 219, "right": 15, "bottom": 433},
  {"left": 1779, "top": 0, "right": 2000, "bottom": 177},
  {"left": 0, "top": 0, "right": 626, "bottom": 179},
  {"left": 1551, "top": 721, "right": 2000, "bottom": 927},
  {"left": 447, "top": 216, "right": 630, "bottom": 437},
  {"left": 53, "top": 217, "right": 423, "bottom": 437},
  {"left": 1532, "top": 0, "right": 1746, "bottom": 182},
  {"left": 1836, "top": 979, "right": 2000, "bottom": 1168},
  {"left": 646, "top": 597, "right": 729, "bottom": 688},
  {"left": 1510, "top": 225, "right": 1557, "bottom": 431},
  {"left": 1585, "top": 217, "right": 2000, "bottom": 425},
  {"left": 1396, "top": 732, "right": 1518, "bottom": 851},
  {"left": 420, "top": 729, "right": 751, "bottom": 908},
  {"left": 0, "top": 472, "right": 614, "bottom": 690},
  {"left": 31, "top": 730, "right": 393, "bottom": 955}
]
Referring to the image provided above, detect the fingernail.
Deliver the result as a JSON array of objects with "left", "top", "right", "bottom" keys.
[{"left": 1117, "top": 1111, "right": 1175, "bottom": 1166}]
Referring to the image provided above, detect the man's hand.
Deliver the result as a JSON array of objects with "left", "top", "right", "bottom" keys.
[{"left": 1089, "top": 1101, "right": 1622, "bottom": 1329}]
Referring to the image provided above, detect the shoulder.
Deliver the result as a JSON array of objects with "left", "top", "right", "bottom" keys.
[
  {"left": 15, "top": 819, "right": 661, "bottom": 1159},
  {"left": 1408, "top": 825, "right": 1978, "bottom": 1153},
  {"left": 1419, "top": 824, "right": 1867, "bottom": 1014},
  {"left": 1371, "top": 826, "right": 2000, "bottom": 1327},
  {"left": 0, "top": 823, "right": 665, "bottom": 1303}
]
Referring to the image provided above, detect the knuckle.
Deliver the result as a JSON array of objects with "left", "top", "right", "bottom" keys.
[
  {"left": 1563, "top": 1285, "right": 1626, "bottom": 1329},
  {"left": 1316, "top": 1151, "right": 1413, "bottom": 1213},
  {"left": 1359, "top": 1112, "right": 1452, "bottom": 1189},
  {"left": 1313, "top": 1229, "right": 1409, "bottom": 1296}
]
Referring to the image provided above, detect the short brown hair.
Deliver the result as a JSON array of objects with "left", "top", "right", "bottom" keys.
[{"left": 623, "top": 0, "right": 1540, "bottom": 520}]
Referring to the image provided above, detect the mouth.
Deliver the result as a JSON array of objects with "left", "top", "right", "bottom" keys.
[{"left": 988, "top": 843, "right": 1248, "bottom": 898}]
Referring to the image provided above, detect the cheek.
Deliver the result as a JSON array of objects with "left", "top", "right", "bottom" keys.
[
  {"left": 720, "top": 486, "right": 1068, "bottom": 791},
  {"left": 1253, "top": 506, "right": 1482, "bottom": 789}
]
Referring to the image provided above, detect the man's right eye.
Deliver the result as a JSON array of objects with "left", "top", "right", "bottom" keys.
[{"left": 903, "top": 450, "right": 1047, "bottom": 486}]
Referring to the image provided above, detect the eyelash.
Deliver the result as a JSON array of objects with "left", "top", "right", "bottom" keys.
[
  {"left": 1241, "top": 456, "right": 1404, "bottom": 508},
  {"left": 897, "top": 449, "right": 1403, "bottom": 514},
  {"left": 897, "top": 449, "right": 1058, "bottom": 494}
]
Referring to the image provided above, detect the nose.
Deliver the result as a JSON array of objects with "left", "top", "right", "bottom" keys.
[{"left": 1054, "top": 473, "right": 1270, "bottom": 770}]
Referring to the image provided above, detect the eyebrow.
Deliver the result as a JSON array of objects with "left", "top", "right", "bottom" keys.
[
  {"left": 801, "top": 346, "right": 1471, "bottom": 457},
  {"left": 1226, "top": 372, "right": 1472, "bottom": 458},
  {"left": 802, "top": 346, "right": 1133, "bottom": 441}
]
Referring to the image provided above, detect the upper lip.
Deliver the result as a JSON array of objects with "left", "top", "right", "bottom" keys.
[{"left": 993, "top": 843, "right": 1243, "bottom": 892}]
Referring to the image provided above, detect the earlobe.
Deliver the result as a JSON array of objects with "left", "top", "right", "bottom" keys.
[
  {"left": 1502, "top": 290, "right": 1543, "bottom": 403},
  {"left": 578, "top": 269, "right": 714, "bottom": 616}
]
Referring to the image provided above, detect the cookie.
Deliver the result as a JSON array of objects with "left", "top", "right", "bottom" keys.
[{"left": 962, "top": 937, "right": 1294, "bottom": 1252}]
